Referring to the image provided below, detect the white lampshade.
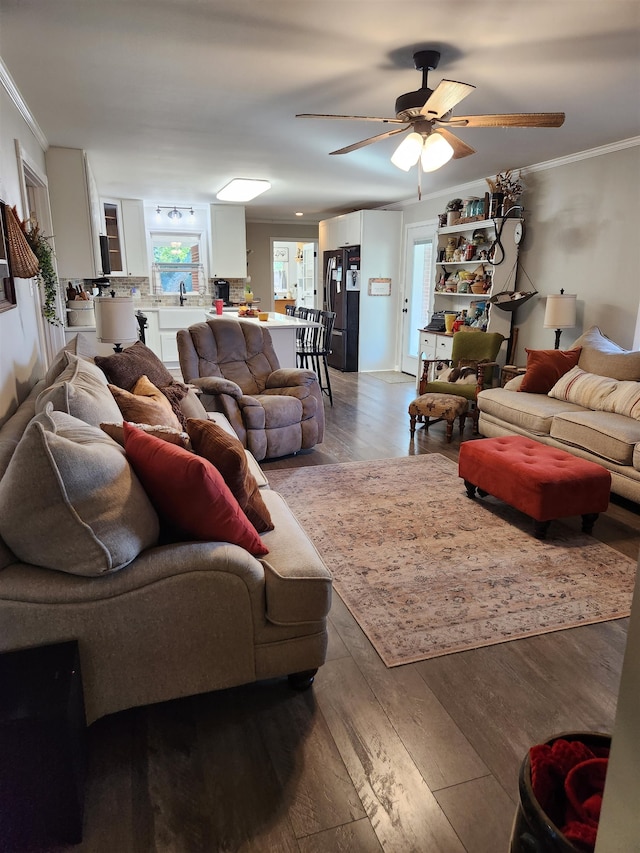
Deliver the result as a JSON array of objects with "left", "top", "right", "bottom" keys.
[
  {"left": 543, "top": 293, "right": 577, "bottom": 329},
  {"left": 391, "top": 132, "right": 424, "bottom": 171},
  {"left": 420, "top": 133, "right": 454, "bottom": 172},
  {"left": 95, "top": 296, "right": 137, "bottom": 348}
]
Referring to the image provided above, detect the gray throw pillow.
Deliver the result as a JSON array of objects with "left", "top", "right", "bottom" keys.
[
  {"left": 36, "top": 353, "right": 123, "bottom": 426},
  {"left": 0, "top": 406, "right": 159, "bottom": 576}
]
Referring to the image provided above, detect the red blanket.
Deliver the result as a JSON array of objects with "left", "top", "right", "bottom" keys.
[{"left": 529, "top": 738, "right": 609, "bottom": 851}]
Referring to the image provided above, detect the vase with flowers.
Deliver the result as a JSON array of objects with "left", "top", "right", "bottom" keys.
[{"left": 486, "top": 170, "right": 524, "bottom": 218}]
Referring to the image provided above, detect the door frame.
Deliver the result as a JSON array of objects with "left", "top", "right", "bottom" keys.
[
  {"left": 270, "top": 237, "right": 318, "bottom": 309},
  {"left": 400, "top": 218, "right": 438, "bottom": 376},
  {"left": 15, "top": 140, "right": 65, "bottom": 367}
]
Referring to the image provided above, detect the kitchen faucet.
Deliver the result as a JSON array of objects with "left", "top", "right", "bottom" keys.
[{"left": 179, "top": 281, "right": 186, "bottom": 306}]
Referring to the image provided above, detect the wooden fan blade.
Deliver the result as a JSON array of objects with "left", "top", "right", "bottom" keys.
[
  {"left": 442, "top": 112, "right": 565, "bottom": 128},
  {"left": 420, "top": 80, "right": 475, "bottom": 119},
  {"left": 296, "top": 113, "right": 405, "bottom": 124},
  {"left": 329, "top": 126, "right": 409, "bottom": 155},
  {"left": 434, "top": 128, "right": 475, "bottom": 159}
]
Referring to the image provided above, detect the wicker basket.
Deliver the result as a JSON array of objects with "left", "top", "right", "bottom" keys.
[{"left": 4, "top": 205, "right": 39, "bottom": 278}]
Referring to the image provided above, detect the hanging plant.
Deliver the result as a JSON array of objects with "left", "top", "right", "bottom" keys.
[{"left": 12, "top": 208, "right": 63, "bottom": 326}]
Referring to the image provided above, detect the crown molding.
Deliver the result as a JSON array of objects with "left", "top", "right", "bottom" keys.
[
  {"left": 390, "top": 136, "right": 640, "bottom": 210},
  {"left": 0, "top": 58, "right": 48, "bottom": 151},
  {"left": 525, "top": 136, "right": 640, "bottom": 175}
]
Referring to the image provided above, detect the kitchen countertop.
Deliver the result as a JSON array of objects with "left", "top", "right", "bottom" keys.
[{"left": 206, "top": 311, "right": 320, "bottom": 329}]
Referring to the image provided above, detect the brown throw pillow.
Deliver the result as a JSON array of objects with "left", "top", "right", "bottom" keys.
[
  {"left": 95, "top": 341, "right": 174, "bottom": 391},
  {"left": 95, "top": 341, "right": 189, "bottom": 425},
  {"left": 109, "top": 376, "right": 183, "bottom": 430},
  {"left": 519, "top": 348, "right": 582, "bottom": 394},
  {"left": 185, "top": 418, "right": 274, "bottom": 533}
]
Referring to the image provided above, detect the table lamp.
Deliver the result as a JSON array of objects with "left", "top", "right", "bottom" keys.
[
  {"left": 543, "top": 289, "right": 577, "bottom": 349},
  {"left": 95, "top": 294, "right": 138, "bottom": 352}
]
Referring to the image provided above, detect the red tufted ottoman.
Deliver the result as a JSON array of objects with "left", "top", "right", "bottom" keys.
[{"left": 458, "top": 436, "right": 611, "bottom": 539}]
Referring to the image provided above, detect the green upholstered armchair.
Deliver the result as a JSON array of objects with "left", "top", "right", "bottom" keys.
[{"left": 419, "top": 330, "right": 505, "bottom": 430}]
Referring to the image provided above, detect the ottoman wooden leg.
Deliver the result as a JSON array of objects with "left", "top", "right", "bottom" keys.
[
  {"left": 581, "top": 513, "right": 599, "bottom": 534},
  {"left": 458, "top": 412, "right": 466, "bottom": 436},
  {"left": 409, "top": 413, "right": 417, "bottom": 436},
  {"left": 464, "top": 480, "right": 477, "bottom": 498},
  {"left": 445, "top": 417, "right": 454, "bottom": 443}
]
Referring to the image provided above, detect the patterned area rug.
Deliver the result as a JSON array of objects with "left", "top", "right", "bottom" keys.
[{"left": 267, "top": 455, "right": 637, "bottom": 666}]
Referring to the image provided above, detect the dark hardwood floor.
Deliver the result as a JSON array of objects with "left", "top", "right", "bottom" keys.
[{"left": 48, "top": 370, "right": 640, "bottom": 853}]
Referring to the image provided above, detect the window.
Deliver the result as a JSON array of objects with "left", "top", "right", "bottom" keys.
[{"left": 151, "top": 232, "right": 205, "bottom": 295}]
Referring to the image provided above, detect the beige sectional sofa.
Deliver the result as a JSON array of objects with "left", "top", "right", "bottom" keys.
[
  {"left": 477, "top": 326, "right": 640, "bottom": 502},
  {"left": 0, "top": 339, "right": 332, "bottom": 725}
]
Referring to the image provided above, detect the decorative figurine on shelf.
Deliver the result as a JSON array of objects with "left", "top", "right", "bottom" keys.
[{"left": 445, "top": 237, "right": 457, "bottom": 262}]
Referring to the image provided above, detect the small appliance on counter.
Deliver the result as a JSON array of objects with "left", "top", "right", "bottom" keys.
[{"left": 214, "top": 279, "right": 231, "bottom": 306}]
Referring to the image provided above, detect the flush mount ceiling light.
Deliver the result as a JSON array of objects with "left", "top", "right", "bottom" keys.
[
  {"left": 216, "top": 179, "right": 271, "bottom": 202},
  {"left": 155, "top": 205, "right": 195, "bottom": 220}
]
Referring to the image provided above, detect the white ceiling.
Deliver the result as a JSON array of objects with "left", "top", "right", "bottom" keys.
[{"left": 1, "top": 1, "right": 639, "bottom": 222}]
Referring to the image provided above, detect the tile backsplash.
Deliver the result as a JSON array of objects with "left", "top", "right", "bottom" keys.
[{"left": 60, "top": 277, "right": 247, "bottom": 310}]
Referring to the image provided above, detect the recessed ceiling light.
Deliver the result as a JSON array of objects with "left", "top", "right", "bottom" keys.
[
  {"left": 216, "top": 179, "right": 271, "bottom": 202},
  {"left": 295, "top": 211, "right": 304, "bottom": 217}
]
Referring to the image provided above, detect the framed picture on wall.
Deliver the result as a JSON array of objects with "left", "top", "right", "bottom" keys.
[
  {"left": 273, "top": 247, "right": 289, "bottom": 262},
  {"left": 0, "top": 202, "right": 17, "bottom": 314}
]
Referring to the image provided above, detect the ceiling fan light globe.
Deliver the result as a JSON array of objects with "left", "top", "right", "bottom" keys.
[
  {"left": 391, "top": 132, "right": 423, "bottom": 171},
  {"left": 420, "top": 133, "right": 454, "bottom": 172}
]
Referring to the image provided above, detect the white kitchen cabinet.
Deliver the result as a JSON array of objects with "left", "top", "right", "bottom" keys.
[
  {"left": 325, "top": 211, "right": 363, "bottom": 248},
  {"left": 142, "top": 308, "right": 210, "bottom": 368},
  {"left": 46, "top": 147, "right": 101, "bottom": 279},
  {"left": 120, "top": 199, "right": 148, "bottom": 276},
  {"left": 210, "top": 204, "right": 247, "bottom": 278}
]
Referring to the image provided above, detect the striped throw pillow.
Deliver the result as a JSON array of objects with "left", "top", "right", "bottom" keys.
[
  {"left": 548, "top": 366, "right": 618, "bottom": 409},
  {"left": 598, "top": 380, "right": 640, "bottom": 420}
]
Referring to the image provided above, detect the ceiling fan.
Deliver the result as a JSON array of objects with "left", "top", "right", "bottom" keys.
[{"left": 297, "top": 50, "right": 564, "bottom": 178}]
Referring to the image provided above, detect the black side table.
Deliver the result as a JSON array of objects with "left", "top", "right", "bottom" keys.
[{"left": 0, "top": 641, "right": 86, "bottom": 851}]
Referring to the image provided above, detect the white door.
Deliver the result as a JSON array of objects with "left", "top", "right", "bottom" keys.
[
  {"left": 300, "top": 242, "right": 317, "bottom": 308},
  {"left": 400, "top": 221, "right": 437, "bottom": 375}
]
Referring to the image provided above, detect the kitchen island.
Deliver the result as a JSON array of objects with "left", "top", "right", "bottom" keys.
[{"left": 206, "top": 311, "right": 320, "bottom": 368}]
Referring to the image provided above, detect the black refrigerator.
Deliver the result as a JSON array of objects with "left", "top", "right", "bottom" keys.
[{"left": 323, "top": 246, "right": 360, "bottom": 372}]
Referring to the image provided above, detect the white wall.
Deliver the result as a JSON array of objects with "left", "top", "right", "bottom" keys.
[
  {"left": 0, "top": 85, "right": 48, "bottom": 425},
  {"left": 399, "top": 143, "right": 640, "bottom": 362}
]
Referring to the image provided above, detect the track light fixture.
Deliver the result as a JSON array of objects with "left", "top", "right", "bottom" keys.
[{"left": 155, "top": 205, "right": 195, "bottom": 220}]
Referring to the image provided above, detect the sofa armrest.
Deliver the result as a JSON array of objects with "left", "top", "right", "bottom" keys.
[
  {"left": 190, "top": 376, "right": 243, "bottom": 400},
  {"left": 266, "top": 368, "right": 317, "bottom": 389},
  {"left": 237, "top": 394, "right": 263, "bottom": 408},
  {"left": 258, "top": 491, "right": 332, "bottom": 626}
]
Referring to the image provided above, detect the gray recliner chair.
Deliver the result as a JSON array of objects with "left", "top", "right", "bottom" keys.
[{"left": 177, "top": 318, "right": 324, "bottom": 461}]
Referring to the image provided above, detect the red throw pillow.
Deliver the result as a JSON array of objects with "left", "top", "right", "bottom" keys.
[
  {"left": 519, "top": 348, "right": 582, "bottom": 394},
  {"left": 122, "top": 422, "right": 268, "bottom": 556}
]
